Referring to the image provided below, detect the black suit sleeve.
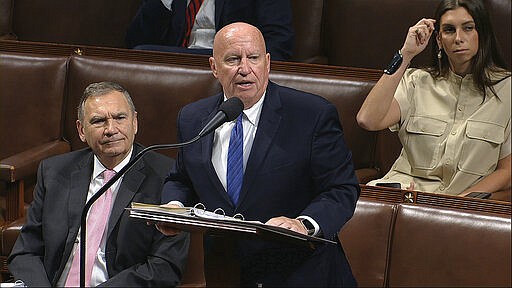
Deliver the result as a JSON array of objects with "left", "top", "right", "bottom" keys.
[
  {"left": 300, "top": 103, "right": 360, "bottom": 240},
  {"left": 126, "top": 0, "right": 175, "bottom": 48},
  {"left": 253, "top": 0, "right": 294, "bottom": 61}
]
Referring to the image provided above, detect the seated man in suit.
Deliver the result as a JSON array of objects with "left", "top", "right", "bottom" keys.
[
  {"left": 158, "top": 22, "right": 359, "bottom": 286},
  {"left": 8, "top": 82, "right": 190, "bottom": 287},
  {"left": 125, "top": 0, "right": 294, "bottom": 61}
]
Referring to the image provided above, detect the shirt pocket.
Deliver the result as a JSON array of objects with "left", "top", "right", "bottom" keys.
[
  {"left": 404, "top": 116, "right": 447, "bottom": 169},
  {"left": 458, "top": 120, "right": 504, "bottom": 176}
]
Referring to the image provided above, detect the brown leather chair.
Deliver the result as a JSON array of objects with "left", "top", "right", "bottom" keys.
[
  {"left": 338, "top": 199, "right": 397, "bottom": 287},
  {"left": 290, "top": 0, "right": 327, "bottom": 64},
  {"left": 0, "top": 52, "right": 70, "bottom": 279},
  {"left": 388, "top": 204, "right": 511, "bottom": 287}
]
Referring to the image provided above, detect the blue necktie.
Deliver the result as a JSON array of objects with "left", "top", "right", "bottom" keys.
[{"left": 227, "top": 114, "right": 243, "bottom": 205}]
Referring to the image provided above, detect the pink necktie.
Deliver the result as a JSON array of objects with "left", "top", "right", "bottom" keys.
[{"left": 65, "top": 169, "right": 115, "bottom": 287}]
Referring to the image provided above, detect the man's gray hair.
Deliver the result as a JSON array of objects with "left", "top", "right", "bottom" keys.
[{"left": 77, "top": 81, "right": 136, "bottom": 121}]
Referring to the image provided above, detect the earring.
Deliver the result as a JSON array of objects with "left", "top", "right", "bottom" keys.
[{"left": 437, "top": 49, "right": 443, "bottom": 72}]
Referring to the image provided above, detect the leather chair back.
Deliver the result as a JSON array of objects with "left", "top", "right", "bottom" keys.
[
  {"left": 0, "top": 52, "right": 67, "bottom": 222},
  {"left": 290, "top": 0, "right": 326, "bottom": 63},
  {"left": 338, "top": 199, "right": 397, "bottom": 287},
  {"left": 388, "top": 204, "right": 512, "bottom": 286},
  {"left": 0, "top": 52, "right": 67, "bottom": 160}
]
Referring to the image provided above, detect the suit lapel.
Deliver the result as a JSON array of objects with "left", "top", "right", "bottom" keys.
[
  {"left": 201, "top": 101, "right": 233, "bottom": 205},
  {"left": 56, "top": 153, "right": 93, "bottom": 283},
  {"left": 66, "top": 155, "right": 93, "bottom": 239},
  {"left": 238, "top": 83, "right": 282, "bottom": 209},
  {"left": 106, "top": 152, "right": 145, "bottom": 238}
]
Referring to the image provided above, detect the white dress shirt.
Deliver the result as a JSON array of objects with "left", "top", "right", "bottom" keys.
[
  {"left": 57, "top": 148, "right": 132, "bottom": 286},
  {"left": 161, "top": 0, "right": 216, "bottom": 49},
  {"left": 212, "top": 94, "right": 266, "bottom": 191}
]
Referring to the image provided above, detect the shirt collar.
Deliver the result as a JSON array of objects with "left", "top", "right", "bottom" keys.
[
  {"left": 92, "top": 146, "right": 134, "bottom": 180},
  {"left": 447, "top": 69, "right": 509, "bottom": 101},
  {"left": 223, "top": 92, "right": 266, "bottom": 127}
]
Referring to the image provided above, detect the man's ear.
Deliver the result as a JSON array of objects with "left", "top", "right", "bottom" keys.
[
  {"left": 76, "top": 120, "right": 87, "bottom": 142},
  {"left": 209, "top": 57, "right": 218, "bottom": 78},
  {"left": 266, "top": 53, "right": 271, "bottom": 73},
  {"left": 133, "top": 111, "right": 138, "bottom": 135}
]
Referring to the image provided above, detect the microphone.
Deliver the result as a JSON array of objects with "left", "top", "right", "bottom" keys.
[
  {"left": 79, "top": 97, "right": 243, "bottom": 287},
  {"left": 198, "top": 96, "right": 244, "bottom": 137}
]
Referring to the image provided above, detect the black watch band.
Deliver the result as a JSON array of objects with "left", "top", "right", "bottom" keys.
[
  {"left": 299, "top": 218, "right": 315, "bottom": 236},
  {"left": 384, "top": 49, "right": 403, "bottom": 75}
]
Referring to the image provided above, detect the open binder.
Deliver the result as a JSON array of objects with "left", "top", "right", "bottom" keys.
[{"left": 127, "top": 202, "right": 336, "bottom": 245}]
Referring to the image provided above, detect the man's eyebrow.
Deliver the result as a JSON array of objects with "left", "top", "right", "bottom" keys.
[
  {"left": 89, "top": 115, "right": 106, "bottom": 123},
  {"left": 112, "top": 111, "right": 128, "bottom": 117}
]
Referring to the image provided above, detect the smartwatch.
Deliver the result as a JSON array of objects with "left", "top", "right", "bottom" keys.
[{"left": 299, "top": 218, "right": 315, "bottom": 236}]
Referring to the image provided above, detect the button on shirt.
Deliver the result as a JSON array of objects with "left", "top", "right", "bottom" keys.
[
  {"left": 57, "top": 149, "right": 132, "bottom": 286},
  {"left": 368, "top": 69, "right": 511, "bottom": 195}
]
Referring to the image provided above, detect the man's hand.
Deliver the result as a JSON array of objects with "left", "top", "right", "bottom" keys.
[
  {"left": 266, "top": 216, "right": 307, "bottom": 235},
  {"left": 154, "top": 203, "right": 183, "bottom": 236},
  {"left": 155, "top": 222, "right": 182, "bottom": 236}
]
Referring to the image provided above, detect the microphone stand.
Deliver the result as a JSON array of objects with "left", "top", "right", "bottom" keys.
[{"left": 79, "top": 135, "right": 200, "bottom": 287}]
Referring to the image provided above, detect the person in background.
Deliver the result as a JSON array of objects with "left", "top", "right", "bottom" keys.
[
  {"left": 157, "top": 22, "right": 359, "bottom": 286},
  {"left": 125, "top": 0, "right": 295, "bottom": 61},
  {"left": 8, "top": 82, "right": 190, "bottom": 287},
  {"left": 357, "top": 0, "right": 511, "bottom": 198}
]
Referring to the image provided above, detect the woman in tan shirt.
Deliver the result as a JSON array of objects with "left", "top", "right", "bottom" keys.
[{"left": 357, "top": 0, "right": 511, "bottom": 197}]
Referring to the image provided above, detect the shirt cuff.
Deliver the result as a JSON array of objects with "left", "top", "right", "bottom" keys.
[
  {"left": 166, "top": 200, "right": 184, "bottom": 208},
  {"left": 297, "top": 215, "right": 321, "bottom": 236}
]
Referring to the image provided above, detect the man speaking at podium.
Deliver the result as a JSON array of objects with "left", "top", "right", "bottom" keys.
[{"left": 159, "top": 22, "right": 360, "bottom": 286}]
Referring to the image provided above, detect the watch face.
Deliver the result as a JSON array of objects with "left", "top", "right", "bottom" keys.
[{"left": 301, "top": 219, "right": 315, "bottom": 235}]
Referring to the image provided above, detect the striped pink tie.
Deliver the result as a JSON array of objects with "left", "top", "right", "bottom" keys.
[{"left": 65, "top": 169, "right": 115, "bottom": 287}]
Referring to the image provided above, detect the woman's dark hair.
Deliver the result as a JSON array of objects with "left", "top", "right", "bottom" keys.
[{"left": 428, "top": 0, "right": 509, "bottom": 97}]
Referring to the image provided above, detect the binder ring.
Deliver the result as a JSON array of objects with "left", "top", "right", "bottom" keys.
[
  {"left": 213, "top": 208, "right": 225, "bottom": 216},
  {"left": 233, "top": 213, "right": 245, "bottom": 221},
  {"left": 193, "top": 203, "right": 206, "bottom": 215}
]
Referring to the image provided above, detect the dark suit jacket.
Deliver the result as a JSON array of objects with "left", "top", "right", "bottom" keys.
[
  {"left": 8, "top": 143, "right": 190, "bottom": 287},
  {"left": 125, "top": 0, "right": 294, "bottom": 61},
  {"left": 162, "top": 82, "right": 360, "bottom": 286}
]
